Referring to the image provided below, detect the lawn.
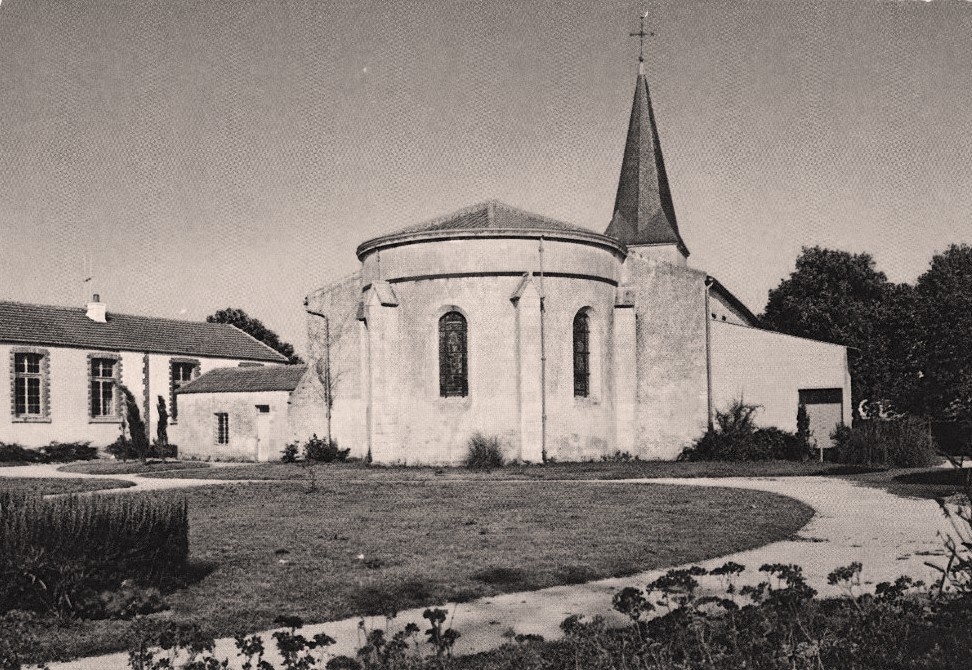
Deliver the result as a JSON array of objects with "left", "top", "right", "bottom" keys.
[
  {"left": 842, "top": 466, "right": 972, "bottom": 500},
  {"left": 0, "top": 477, "right": 135, "bottom": 495},
  {"left": 143, "top": 459, "right": 875, "bottom": 482},
  {"left": 27, "top": 479, "right": 813, "bottom": 662},
  {"left": 58, "top": 460, "right": 211, "bottom": 475}
]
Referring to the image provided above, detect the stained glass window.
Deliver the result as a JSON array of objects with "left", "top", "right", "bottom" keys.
[
  {"left": 439, "top": 311, "right": 468, "bottom": 397},
  {"left": 573, "top": 311, "right": 590, "bottom": 397}
]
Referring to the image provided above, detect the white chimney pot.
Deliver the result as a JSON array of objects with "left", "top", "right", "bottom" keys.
[{"left": 86, "top": 294, "right": 106, "bottom": 323}]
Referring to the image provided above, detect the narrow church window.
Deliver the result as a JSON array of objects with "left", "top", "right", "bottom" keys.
[
  {"left": 439, "top": 311, "right": 468, "bottom": 397},
  {"left": 573, "top": 311, "right": 590, "bottom": 397},
  {"left": 215, "top": 413, "right": 230, "bottom": 444},
  {"left": 13, "top": 352, "right": 45, "bottom": 417},
  {"left": 90, "top": 357, "right": 119, "bottom": 418}
]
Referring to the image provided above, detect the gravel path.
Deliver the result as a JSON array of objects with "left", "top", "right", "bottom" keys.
[{"left": 1, "top": 468, "right": 956, "bottom": 670}]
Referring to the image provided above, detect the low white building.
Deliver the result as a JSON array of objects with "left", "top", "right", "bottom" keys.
[
  {"left": 0, "top": 297, "right": 288, "bottom": 450},
  {"left": 174, "top": 365, "right": 307, "bottom": 461}
]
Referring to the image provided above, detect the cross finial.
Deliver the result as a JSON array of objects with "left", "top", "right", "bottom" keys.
[{"left": 629, "top": 9, "right": 654, "bottom": 71}]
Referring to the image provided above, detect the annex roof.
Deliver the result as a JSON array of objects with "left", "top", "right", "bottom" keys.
[
  {"left": 356, "top": 200, "right": 626, "bottom": 259},
  {"left": 0, "top": 300, "right": 289, "bottom": 363},
  {"left": 177, "top": 364, "right": 307, "bottom": 394}
]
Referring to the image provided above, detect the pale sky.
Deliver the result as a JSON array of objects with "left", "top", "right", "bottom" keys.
[{"left": 1, "top": 0, "right": 970, "bottom": 354}]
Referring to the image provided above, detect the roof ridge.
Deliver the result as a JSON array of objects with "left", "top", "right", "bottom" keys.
[{"left": 0, "top": 298, "right": 251, "bottom": 329}]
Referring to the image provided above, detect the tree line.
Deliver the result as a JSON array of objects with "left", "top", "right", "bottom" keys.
[{"left": 760, "top": 243, "right": 972, "bottom": 422}]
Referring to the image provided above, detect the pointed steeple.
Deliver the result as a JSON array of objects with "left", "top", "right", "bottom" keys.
[{"left": 605, "top": 59, "right": 689, "bottom": 259}]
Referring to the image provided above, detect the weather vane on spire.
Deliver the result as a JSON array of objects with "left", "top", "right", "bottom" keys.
[{"left": 629, "top": 7, "right": 653, "bottom": 66}]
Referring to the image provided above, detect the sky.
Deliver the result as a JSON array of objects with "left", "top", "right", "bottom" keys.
[{"left": 0, "top": 0, "right": 970, "bottom": 355}]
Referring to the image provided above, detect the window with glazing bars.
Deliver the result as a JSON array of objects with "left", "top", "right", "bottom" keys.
[
  {"left": 13, "top": 353, "right": 44, "bottom": 416},
  {"left": 573, "top": 311, "right": 590, "bottom": 397},
  {"left": 90, "top": 358, "right": 117, "bottom": 417},
  {"left": 170, "top": 361, "right": 198, "bottom": 420},
  {"left": 439, "top": 311, "right": 468, "bottom": 397},
  {"left": 215, "top": 413, "right": 230, "bottom": 445}
]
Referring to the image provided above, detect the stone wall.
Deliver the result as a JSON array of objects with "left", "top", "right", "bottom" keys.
[
  {"left": 621, "top": 254, "right": 710, "bottom": 459},
  {"left": 175, "top": 390, "right": 293, "bottom": 461}
]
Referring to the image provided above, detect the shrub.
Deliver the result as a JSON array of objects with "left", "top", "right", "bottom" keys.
[
  {"left": 303, "top": 435, "right": 350, "bottom": 463},
  {"left": 465, "top": 433, "right": 504, "bottom": 469},
  {"left": 681, "top": 400, "right": 806, "bottom": 462},
  {"left": 833, "top": 417, "right": 938, "bottom": 468},
  {"left": 281, "top": 441, "right": 300, "bottom": 463},
  {"left": 0, "top": 442, "right": 45, "bottom": 464},
  {"left": 120, "top": 385, "right": 149, "bottom": 461},
  {"left": 39, "top": 441, "right": 98, "bottom": 463},
  {"left": 0, "top": 490, "right": 188, "bottom": 616}
]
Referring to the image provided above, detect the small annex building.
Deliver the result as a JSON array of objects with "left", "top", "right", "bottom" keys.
[
  {"left": 0, "top": 297, "right": 288, "bottom": 450},
  {"left": 289, "top": 57, "right": 853, "bottom": 465},
  {"left": 174, "top": 364, "right": 307, "bottom": 461}
]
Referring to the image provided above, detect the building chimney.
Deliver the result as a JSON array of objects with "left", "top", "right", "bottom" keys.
[{"left": 86, "top": 294, "right": 107, "bottom": 323}]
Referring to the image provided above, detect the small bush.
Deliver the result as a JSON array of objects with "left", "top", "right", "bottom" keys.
[
  {"left": 303, "top": 435, "right": 350, "bottom": 463},
  {"left": 465, "top": 433, "right": 504, "bottom": 469},
  {"left": 281, "top": 441, "right": 300, "bottom": 463},
  {"left": 681, "top": 400, "right": 806, "bottom": 462},
  {"left": 833, "top": 418, "right": 938, "bottom": 468},
  {"left": 601, "top": 450, "right": 639, "bottom": 462}
]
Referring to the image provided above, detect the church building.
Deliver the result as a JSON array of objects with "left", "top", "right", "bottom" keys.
[{"left": 290, "top": 56, "right": 852, "bottom": 465}]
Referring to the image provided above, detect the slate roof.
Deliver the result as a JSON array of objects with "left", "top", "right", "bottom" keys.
[
  {"left": 177, "top": 364, "right": 307, "bottom": 394},
  {"left": 357, "top": 201, "right": 626, "bottom": 259},
  {"left": 0, "top": 300, "right": 289, "bottom": 363},
  {"left": 605, "top": 66, "right": 689, "bottom": 256}
]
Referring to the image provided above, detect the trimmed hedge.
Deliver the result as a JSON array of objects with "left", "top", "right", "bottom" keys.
[{"left": 0, "top": 441, "right": 97, "bottom": 464}]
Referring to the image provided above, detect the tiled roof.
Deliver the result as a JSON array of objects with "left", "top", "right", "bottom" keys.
[
  {"left": 177, "top": 364, "right": 307, "bottom": 394},
  {"left": 605, "top": 68, "right": 689, "bottom": 256},
  {"left": 0, "top": 300, "right": 289, "bottom": 363},
  {"left": 357, "top": 201, "right": 626, "bottom": 259}
]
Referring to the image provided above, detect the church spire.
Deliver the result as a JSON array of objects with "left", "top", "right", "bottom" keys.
[{"left": 605, "top": 13, "right": 688, "bottom": 259}]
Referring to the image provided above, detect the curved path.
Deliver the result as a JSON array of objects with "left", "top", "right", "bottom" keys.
[{"left": 0, "top": 467, "right": 957, "bottom": 670}]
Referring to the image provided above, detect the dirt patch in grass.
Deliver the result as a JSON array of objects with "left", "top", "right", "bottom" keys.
[
  {"left": 58, "top": 460, "right": 211, "bottom": 475},
  {"left": 142, "top": 459, "right": 877, "bottom": 482},
  {"left": 0, "top": 477, "right": 136, "bottom": 495},
  {"left": 27, "top": 480, "right": 812, "bottom": 662}
]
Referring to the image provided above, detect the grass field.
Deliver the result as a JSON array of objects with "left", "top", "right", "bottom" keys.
[
  {"left": 26, "top": 479, "right": 813, "bottom": 662},
  {"left": 143, "top": 459, "right": 876, "bottom": 482},
  {"left": 0, "top": 477, "right": 136, "bottom": 495},
  {"left": 58, "top": 460, "right": 211, "bottom": 475},
  {"left": 845, "top": 466, "right": 972, "bottom": 500}
]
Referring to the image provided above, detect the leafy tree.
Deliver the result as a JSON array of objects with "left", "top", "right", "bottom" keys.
[
  {"left": 914, "top": 244, "right": 972, "bottom": 420},
  {"left": 761, "top": 246, "right": 914, "bottom": 414},
  {"left": 207, "top": 308, "right": 303, "bottom": 364}
]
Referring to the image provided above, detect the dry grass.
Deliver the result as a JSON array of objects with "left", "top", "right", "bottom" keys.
[
  {"left": 27, "top": 479, "right": 812, "bottom": 662},
  {"left": 0, "top": 477, "right": 135, "bottom": 495},
  {"left": 58, "top": 460, "right": 211, "bottom": 476}
]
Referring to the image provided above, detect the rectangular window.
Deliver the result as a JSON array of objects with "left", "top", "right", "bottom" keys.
[
  {"left": 90, "top": 357, "right": 118, "bottom": 417},
  {"left": 215, "top": 413, "right": 230, "bottom": 445},
  {"left": 13, "top": 353, "right": 44, "bottom": 417},
  {"left": 170, "top": 360, "right": 199, "bottom": 421}
]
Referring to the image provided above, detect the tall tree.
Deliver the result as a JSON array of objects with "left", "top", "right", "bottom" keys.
[
  {"left": 761, "top": 246, "right": 918, "bottom": 415},
  {"left": 914, "top": 244, "right": 972, "bottom": 420},
  {"left": 207, "top": 308, "right": 303, "bottom": 364}
]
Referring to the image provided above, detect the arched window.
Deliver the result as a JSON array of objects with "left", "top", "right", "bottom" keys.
[
  {"left": 573, "top": 310, "right": 590, "bottom": 397},
  {"left": 439, "top": 311, "right": 468, "bottom": 397}
]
